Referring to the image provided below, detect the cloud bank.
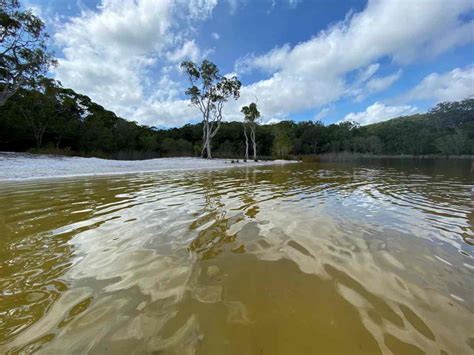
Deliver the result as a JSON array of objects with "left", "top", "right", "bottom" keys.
[
  {"left": 54, "top": 0, "right": 217, "bottom": 126},
  {"left": 49, "top": 0, "right": 473, "bottom": 126},
  {"left": 342, "top": 103, "right": 419, "bottom": 126},
  {"left": 234, "top": 0, "right": 473, "bottom": 120},
  {"left": 404, "top": 66, "right": 474, "bottom": 103}
]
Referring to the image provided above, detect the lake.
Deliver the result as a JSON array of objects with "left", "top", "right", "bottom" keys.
[{"left": 0, "top": 160, "right": 473, "bottom": 354}]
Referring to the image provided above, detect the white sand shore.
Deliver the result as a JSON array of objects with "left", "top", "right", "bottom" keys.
[{"left": 0, "top": 152, "right": 296, "bottom": 181}]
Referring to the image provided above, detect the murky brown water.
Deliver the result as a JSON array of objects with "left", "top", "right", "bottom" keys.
[{"left": 0, "top": 161, "right": 473, "bottom": 354}]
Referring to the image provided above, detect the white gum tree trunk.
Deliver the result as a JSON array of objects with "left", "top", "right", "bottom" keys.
[
  {"left": 251, "top": 125, "right": 257, "bottom": 160},
  {"left": 244, "top": 124, "right": 249, "bottom": 160}
]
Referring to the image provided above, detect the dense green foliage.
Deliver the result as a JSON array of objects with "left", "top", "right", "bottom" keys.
[
  {"left": 0, "top": 78, "right": 472, "bottom": 159},
  {"left": 0, "top": 0, "right": 56, "bottom": 105}
]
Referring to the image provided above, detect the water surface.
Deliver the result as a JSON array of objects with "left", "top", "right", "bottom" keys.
[{"left": 0, "top": 161, "right": 473, "bottom": 354}]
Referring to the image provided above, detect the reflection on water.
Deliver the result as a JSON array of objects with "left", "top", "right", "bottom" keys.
[{"left": 0, "top": 160, "right": 473, "bottom": 354}]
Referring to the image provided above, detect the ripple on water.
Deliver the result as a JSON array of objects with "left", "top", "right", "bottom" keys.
[{"left": 0, "top": 161, "right": 473, "bottom": 354}]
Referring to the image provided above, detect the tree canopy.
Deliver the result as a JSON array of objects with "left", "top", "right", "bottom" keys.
[
  {"left": 0, "top": 0, "right": 56, "bottom": 105},
  {"left": 181, "top": 60, "right": 241, "bottom": 158}
]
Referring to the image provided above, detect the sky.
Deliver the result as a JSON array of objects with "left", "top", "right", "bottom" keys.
[{"left": 26, "top": 0, "right": 474, "bottom": 128}]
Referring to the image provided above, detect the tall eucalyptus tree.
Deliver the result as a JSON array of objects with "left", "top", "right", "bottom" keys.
[
  {"left": 241, "top": 102, "right": 260, "bottom": 161},
  {"left": 181, "top": 60, "right": 241, "bottom": 158}
]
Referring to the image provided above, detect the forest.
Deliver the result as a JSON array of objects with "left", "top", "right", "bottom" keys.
[
  {"left": 0, "top": 81, "right": 473, "bottom": 159},
  {"left": 1, "top": 1, "right": 473, "bottom": 160}
]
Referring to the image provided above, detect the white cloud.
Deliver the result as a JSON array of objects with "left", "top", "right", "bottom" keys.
[
  {"left": 49, "top": 0, "right": 473, "bottom": 127},
  {"left": 224, "top": 72, "right": 238, "bottom": 78},
  {"left": 166, "top": 40, "right": 203, "bottom": 62},
  {"left": 341, "top": 66, "right": 473, "bottom": 128},
  {"left": 53, "top": 0, "right": 217, "bottom": 126},
  {"left": 187, "top": 0, "right": 218, "bottom": 19},
  {"left": 24, "top": 1, "right": 44, "bottom": 17},
  {"left": 236, "top": 44, "right": 291, "bottom": 74},
  {"left": 266, "top": 118, "right": 282, "bottom": 124},
  {"left": 356, "top": 63, "right": 380, "bottom": 83},
  {"left": 366, "top": 70, "right": 402, "bottom": 93},
  {"left": 234, "top": 0, "right": 473, "bottom": 119},
  {"left": 134, "top": 99, "right": 199, "bottom": 127},
  {"left": 287, "top": 0, "right": 301, "bottom": 9},
  {"left": 265, "top": 0, "right": 301, "bottom": 13},
  {"left": 227, "top": 0, "right": 240, "bottom": 14},
  {"left": 314, "top": 107, "right": 331, "bottom": 121},
  {"left": 267, "top": 0, "right": 276, "bottom": 13},
  {"left": 350, "top": 69, "right": 402, "bottom": 102},
  {"left": 342, "top": 102, "right": 419, "bottom": 126},
  {"left": 211, "top": 32, "right": 220, "bottom": 40},
  {"left": 404, "top": 66, "right": 474, "bottom": 102}
]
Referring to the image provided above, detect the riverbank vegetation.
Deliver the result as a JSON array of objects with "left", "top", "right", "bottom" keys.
[{"left": 1, "top": 87, "right": 472, "bottom": 160}]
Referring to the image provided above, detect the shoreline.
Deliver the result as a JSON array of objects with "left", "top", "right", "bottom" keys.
[
  {"left": 0, "top": 152, "right": 297, "bottom": 182},
  {"left": 300, "top": 152, "right": 474, "bottom": 162}
]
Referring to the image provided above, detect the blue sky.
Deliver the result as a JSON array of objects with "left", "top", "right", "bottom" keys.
[{"left": 28, "top": 0, "right": 473, "bottom": 127}]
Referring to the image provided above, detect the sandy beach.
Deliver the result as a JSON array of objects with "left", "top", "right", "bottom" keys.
[{"left": 0, "top": 152, "right": 296, "bottom": 181}]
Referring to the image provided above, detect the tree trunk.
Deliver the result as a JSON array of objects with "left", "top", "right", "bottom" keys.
[
  {"left": 201, "top": 121, "right": 213, "bottom": 158},
  {"left": 0, "top": 94, "right": 11, "bottom": 107},
  {"left": 201, "top": 122, "right": 207, "bottom": 158},
  {"left": 201, "top": 140, "right": 207, "bottom": 158},
  {"left": 251, "top": 126, "right": 257, "bottom": 161},
  {"left": 208, "top": 121, "right": 222, "bottom": 160},
  {"left": 244, "top": 124, "right": 249, "bottom": 160},
  {"left": 34, "top": 125, "right": 45, "bottom": 148},
  {"left": 206, "top": 130, "right": 212, "bottom": 159},
  {"left": 0, "top": 83, "right": 20, "bottom": 107},
  {"left": 56, "top": 136, "right": 62, "bottom": 149},
  {"left": 201, "top": 112, "right": 223, "bottom": 159}
]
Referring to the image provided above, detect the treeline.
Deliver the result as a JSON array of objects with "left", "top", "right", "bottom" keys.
[
  {"left": 158, "top": 99, "right": 474, "bottom": 158},
  {"left": 0, "top": 81, "right": 472, "bottom": 159},
  {"left": 1, "top": 1, "right": 473, "bottom": 160}
]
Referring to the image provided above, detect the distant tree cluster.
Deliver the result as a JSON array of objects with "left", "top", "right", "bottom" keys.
[
  {"left": 1, "top": 83, "right": 473, "bottom": 159},
  {"left": 0, "top": 81, "right": 162, "bottom": 158}
]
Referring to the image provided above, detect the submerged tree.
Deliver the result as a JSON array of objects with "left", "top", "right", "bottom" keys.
[
  {"left": 181, "top": 60, "right": 241, "bottom": 158},
  {"left": 241, "top": 102, "right": 260, "bottom": 161},
  {"left": 0, "top": 0, "right": 57, "bottom": 106}
]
